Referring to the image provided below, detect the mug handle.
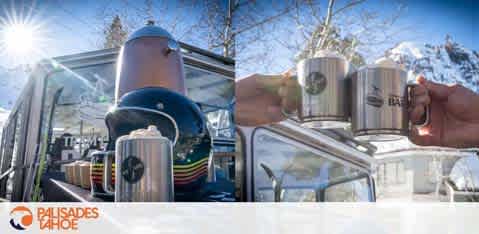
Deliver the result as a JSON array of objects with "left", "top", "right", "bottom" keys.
[
  {"left": 280, "top": 75, "right": 300, "bottom": 120},
  {"left": 103, "top": 151, "right": 115, "bottom": 195},
  {"left": 406, "top": 84, "right": 430, "bottom": 127}
]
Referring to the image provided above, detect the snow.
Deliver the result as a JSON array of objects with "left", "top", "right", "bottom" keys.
[
  {"left": 390, "top": 41, "right": 425, "bottom": 59},
  {"left": 376, "top": 39, "right": 479, "bottom": 152},
  {"left": 386, "top": 40, "right": 479, "bottom": 93}
]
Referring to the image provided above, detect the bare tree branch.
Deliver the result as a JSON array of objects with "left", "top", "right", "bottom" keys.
[
  {"left": 316, "top": 0, "right": 335, "bottom": 51},
  {"left": 232, "top": 7, "right": 292, "bottom": 36},
  {"left": 332, "top": 0, "right": 366, "bottom": 16}
]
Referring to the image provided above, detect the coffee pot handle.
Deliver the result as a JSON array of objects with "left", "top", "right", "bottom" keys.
[
  {"left": 406, "top": 84, "right": 430, "bottom": 127},
  {"left": 103, "top": 151, "right": 115, "bottom": 195}
]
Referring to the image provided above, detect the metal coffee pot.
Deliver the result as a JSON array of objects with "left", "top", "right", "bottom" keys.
[
  {"left": 351, "top": 58, "right": 429, "bottom": 141},
  {"left": 115, "top": 126, "right": 174, "bottom": 202},
  {"left": 115, "top": 20, "right": 186, "bottom": 100},
  {"left": 289, "top": 51, "right": 354, "bottom": 129}
]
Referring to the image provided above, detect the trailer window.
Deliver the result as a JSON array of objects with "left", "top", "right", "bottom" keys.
[
  {"left": 39, "top": 63, "right": 115, "bottom": 168},
  {"left": 185, "top": 65, "right": 233, "bottom": 107},
  {"left": 324, "top": 177, "right": 370, "bottom": 202},
  {"left": 185, "top": 65, "right": 234, "bottom": 139},
  {"left": 252, "top": 128, "right": 371, "bottom": 202}
]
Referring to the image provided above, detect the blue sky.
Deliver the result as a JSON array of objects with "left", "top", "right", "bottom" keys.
[
  {"left": 234, "top": 0, "right": 477, "bottom": 76},
  {"left": 0, "top": 0, "right": 208, "bottom": 68},
  {"left": 377, "top": 0, "right": 476, "bottom": 50},
  {"left": 0, "top": 0, "right": 476, "bottom": 70}
]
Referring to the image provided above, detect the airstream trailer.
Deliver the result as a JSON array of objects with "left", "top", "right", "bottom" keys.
[
  {"left": 0, "top": 43, "right": 235, "bottom": 202},
  {"left": 374, "top": 147, "right": 479, "bottom": 202},
  {"left": 236, "top": 121, "right": 377, "bottom": 202}
]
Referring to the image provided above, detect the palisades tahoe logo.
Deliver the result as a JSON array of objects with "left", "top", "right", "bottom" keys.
[
  {"left": 9, "top": 206, "right": 33, "bottom": 230},
  {"left": 8, "top": 205, "right": 100, "bottom": 231}
]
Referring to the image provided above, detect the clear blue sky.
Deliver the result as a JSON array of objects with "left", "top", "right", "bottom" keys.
[
  {"left": 375, "top": 0, "right": 476, "bottom": 50},
  {"left": 0, "top": 0, "right": 476, "bottom": 69}
]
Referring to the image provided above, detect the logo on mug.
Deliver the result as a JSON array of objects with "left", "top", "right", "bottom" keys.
[
  {"left": 366, "top": 85, "right": 384, "bottom": 108},
  {"left": 305, "top": 72, "right": 327, "bottom": 95},
  {"left": 388, "top": 94, "right": 405, "bottom": 107},
  {"left": 9, "top": 206, "right": 33, "bottom": 230},
  {"left": 121, "top": 156, "right": 145, "bottom": 183}
]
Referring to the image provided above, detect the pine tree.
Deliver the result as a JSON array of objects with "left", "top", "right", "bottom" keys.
[{"left": 103, "top": 15, "right": 128, "bottom": 49}]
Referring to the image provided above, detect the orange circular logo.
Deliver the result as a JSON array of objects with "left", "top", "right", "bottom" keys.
[{"left": 9, "top": 206, "right": 33, "bottom": 230}]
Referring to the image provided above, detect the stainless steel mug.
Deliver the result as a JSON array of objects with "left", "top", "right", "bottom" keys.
[
  {"left": 115, "top": 125, "right": 174, "bottom": 202},
  {"left": 295, "top": 51, "right": 354, "bottom": 129},
  {"left": 351, "top": 58, "right": 429, "bottom": 141}
]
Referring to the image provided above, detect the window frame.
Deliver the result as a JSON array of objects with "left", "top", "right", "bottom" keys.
[{"left": 250, "top": 127, "right": 374, "bottom": 202}]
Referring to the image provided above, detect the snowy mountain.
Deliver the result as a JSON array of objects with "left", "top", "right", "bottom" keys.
[
  {"left": 385, "top": 37, "right": 479, "bottom": 93},
  {"left": 374, "top": 38, "right": 478, "bottom": 152},
  {"left": 0, "top": 65, "right": 29, "bottom": 110}
]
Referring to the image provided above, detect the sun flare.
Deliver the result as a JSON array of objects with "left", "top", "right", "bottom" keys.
[
  {"left": 3, "top": 23, "right": 35, "bottom": 55},
  {"left": 1, "top": 23, "right": 36, "bottom": 57}
]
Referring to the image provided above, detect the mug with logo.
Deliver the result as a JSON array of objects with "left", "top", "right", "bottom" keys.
[
  {"left": 115, "top": 126, "right": 174, "bottom": 202},
  {"left": 351, "top": 58, "right": 429, "bottom": 141},
  {"left": 286, "top": 50, "right": 354, "bottom": 129}
]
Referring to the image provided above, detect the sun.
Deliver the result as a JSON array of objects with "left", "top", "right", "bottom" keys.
[
  {"left": 3, "top": 23, "right": 35, "bottom": 56},
  {"left": 1, "top": 23, "right": 38, "bottom": 58},
  {"left": 0, "top": 10, "right": 48, "bottom": 67}
]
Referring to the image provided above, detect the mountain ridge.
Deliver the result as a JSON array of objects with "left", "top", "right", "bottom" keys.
[{"left": 385, "top": 38, "right": 478, "bottom": 93}]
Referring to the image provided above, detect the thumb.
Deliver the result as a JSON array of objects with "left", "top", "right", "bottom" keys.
[
  {"left": 417, "top": 76, "right": 450, "bottom": 100},
  {"left": 410, "top": 126, "right": 434, "bottom": 146}
]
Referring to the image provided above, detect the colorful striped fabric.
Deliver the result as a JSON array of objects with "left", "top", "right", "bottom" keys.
[{"left": 173, "top": 157, "right": 208, "bottom": 185}]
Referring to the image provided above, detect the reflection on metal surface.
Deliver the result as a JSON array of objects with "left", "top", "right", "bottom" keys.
[
  {"left": 260, "top": 163, "right": 283, "bottom": 202},
  {"left": 116, "top": 23, "right": 186, "bottom": 100},
  {"left": 352, "top": 59, "right": 414, "bottom": 142},
  {"left": 295, "top": 55, "right": 353, "bottom": 128},
  {"left": 115, "top": 126, "right": 174, "bottom": 202}
]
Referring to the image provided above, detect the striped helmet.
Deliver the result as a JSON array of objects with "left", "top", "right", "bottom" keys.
[{"left": 105, "top": 87, "right": 211, "bottom": 200}]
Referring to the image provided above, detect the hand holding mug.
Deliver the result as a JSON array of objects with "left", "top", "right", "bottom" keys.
[
  {"left": 235, "top": 70, "right": 299, "bottom": 126},
  {"left": 409, "top": 76, "right": 479, "bottom": 148}
]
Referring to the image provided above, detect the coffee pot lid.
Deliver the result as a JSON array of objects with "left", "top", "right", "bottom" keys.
[{"left": 126, "top": 20, "right": 176, "bottom": 43}]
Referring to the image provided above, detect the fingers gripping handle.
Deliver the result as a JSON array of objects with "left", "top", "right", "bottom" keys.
[
  {"left": 280, "top": 75, "right": 299, "bottom": 119},
  {"left": 407, "top": 84, "right": 430, "bottom": 127}
]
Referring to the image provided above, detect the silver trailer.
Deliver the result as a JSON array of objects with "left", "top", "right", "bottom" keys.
[
  {"left": 374, "top": 147, "right": 478, "bottom": 202},
  {"left": 236, "top": 121, "right": 377, "bottom": 202},
  {"left": 0, "top": 43, "right": 235, "bottom": 202}
]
